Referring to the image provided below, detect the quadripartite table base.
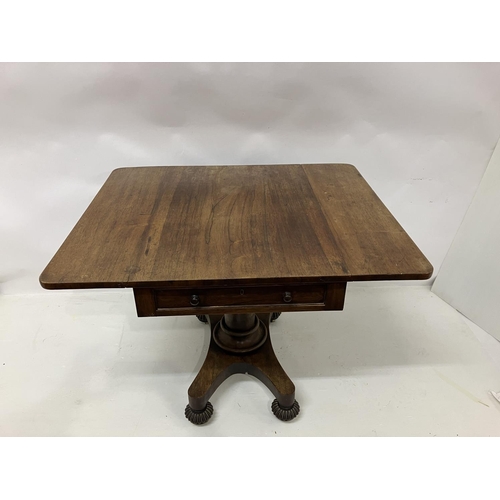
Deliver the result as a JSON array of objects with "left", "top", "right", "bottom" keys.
[
  {"left": 185, "top": 312, "right": 299, "bottom": 425},
  {"left": 132, "top": 281, "right": 347, "bottom": 424}
]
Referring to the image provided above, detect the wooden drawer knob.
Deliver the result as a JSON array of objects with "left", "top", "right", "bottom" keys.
[
  {"left": 190, "top": 294, "right": 200, "bottom": 306},
  {"left": 283, "top": 292, "right": 292, "bottom": 303}
]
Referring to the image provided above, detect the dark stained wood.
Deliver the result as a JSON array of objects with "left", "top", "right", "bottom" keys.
[
  {"left": 133, "top": 282, "right": 346, "bottom": 317},
  {"left": 39, "top": 163, "right": 433, "bottom": 423},
  {"left": 154, "top": 302, "right": 328, "bottom": 317},
  {"left": 132, "top": 288, "right": 156, "bottom": 316},
  {"left": 40, "top": 164, "right": 433, "bottom": 291},
  {"left": 303, "top": 165, "right": 433, "bottom": 280},
  {"left": 325, "top": 282, "right": 347, "bottom": 310},
  {"left": 155, "top": 283, "right": 326, "bottom": 309},
  {"left": 187, "top": 314, "right": 296, "bottom": 412}
]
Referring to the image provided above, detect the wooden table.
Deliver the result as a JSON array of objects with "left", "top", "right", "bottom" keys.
[{"left": 40, "top": 164, "right": 433, "bottom": 424}]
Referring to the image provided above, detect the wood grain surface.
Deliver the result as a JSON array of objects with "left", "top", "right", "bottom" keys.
[
  {"left": 132, "top": 283, "right": 347, "bottom": 317},
  {"left": 40, "top": 164, "right": 433, "bottom": 289}
]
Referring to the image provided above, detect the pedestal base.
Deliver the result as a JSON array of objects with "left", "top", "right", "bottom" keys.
[{"left": 185, "top": 313, "right": 299, "bottom": 424}]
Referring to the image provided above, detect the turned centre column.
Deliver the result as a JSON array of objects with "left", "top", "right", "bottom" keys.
[{"left": 213, "top": 313, "right": 268, "bottom": 353}]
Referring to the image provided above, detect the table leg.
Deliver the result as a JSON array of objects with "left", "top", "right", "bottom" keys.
[{"left": 185, "top": 313, "right": 300, "bottom": 425}]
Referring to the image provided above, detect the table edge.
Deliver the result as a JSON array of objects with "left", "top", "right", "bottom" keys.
[{"left": 39, "top": 268, "right": 433, "bottom": 290}]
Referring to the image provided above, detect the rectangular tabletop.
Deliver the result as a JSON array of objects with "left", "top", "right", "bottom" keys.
[{"left": 40, "top": 164, "right": 433, "bottom": 289}]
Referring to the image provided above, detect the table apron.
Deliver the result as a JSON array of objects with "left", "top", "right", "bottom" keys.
[{"left": 133, "top": 283, "right": 347, "bottom": 317}]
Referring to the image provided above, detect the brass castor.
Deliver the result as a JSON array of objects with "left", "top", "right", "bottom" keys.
[
  {"left": 271, "top": 399, "right": 300, "bottom": 421},
  {"left": 185, "top": 402, "right": 214, "bottom": 425}
]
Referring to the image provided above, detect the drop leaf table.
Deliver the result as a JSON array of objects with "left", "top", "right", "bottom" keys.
[{"left": 40, "top": 164, "right": 433, "bottom": 424}]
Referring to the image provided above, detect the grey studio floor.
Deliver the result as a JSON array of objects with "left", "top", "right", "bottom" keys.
[{"left": 1, "top": 285, "right": 500, "bottom": 437}]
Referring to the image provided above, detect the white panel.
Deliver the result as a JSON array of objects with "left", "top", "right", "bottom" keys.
[
  {"left": 433, "top": 138, "right": 500, "bottom": 339},
  {"left": 1, "top": 63, "right": 500, "bottom": 294}
]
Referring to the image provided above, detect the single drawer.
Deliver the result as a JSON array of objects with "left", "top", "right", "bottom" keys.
[
  {"left": 156, "top": 284, "right": 325, "bottom": 309},
  {"left": 134, "top": 282, "right": 346, "bottom": 317}
]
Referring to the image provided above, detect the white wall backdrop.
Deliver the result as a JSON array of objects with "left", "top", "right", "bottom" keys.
[
  {"left": 1, "top": 62, "right": 500, "bottom": 294},
  {"left": 432, "top": 138, "right": 500, "bottom": 340}
]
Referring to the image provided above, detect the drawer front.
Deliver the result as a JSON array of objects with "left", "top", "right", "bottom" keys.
[
  {"left": 134, "top": 283, "right": 346, "bottom": 317},
  {"left": 156, "top": 284, "right": 325, "bottom": 309}
]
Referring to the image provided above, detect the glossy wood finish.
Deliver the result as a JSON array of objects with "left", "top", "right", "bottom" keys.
[
  {"left": 133, "top": 282, "right": 346, "bottom": 317},
  {"left": 39, "top": 163, "right": 434, "bottom": 423},
  {"left": 156, "top": 283, "right": 326, "bottom": 308},
  {"left": 187, "top": 314, "right": 296, "bottom": 412},
  {"left": 40, "top": 164, "right": 433, "bottom": 291}
]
